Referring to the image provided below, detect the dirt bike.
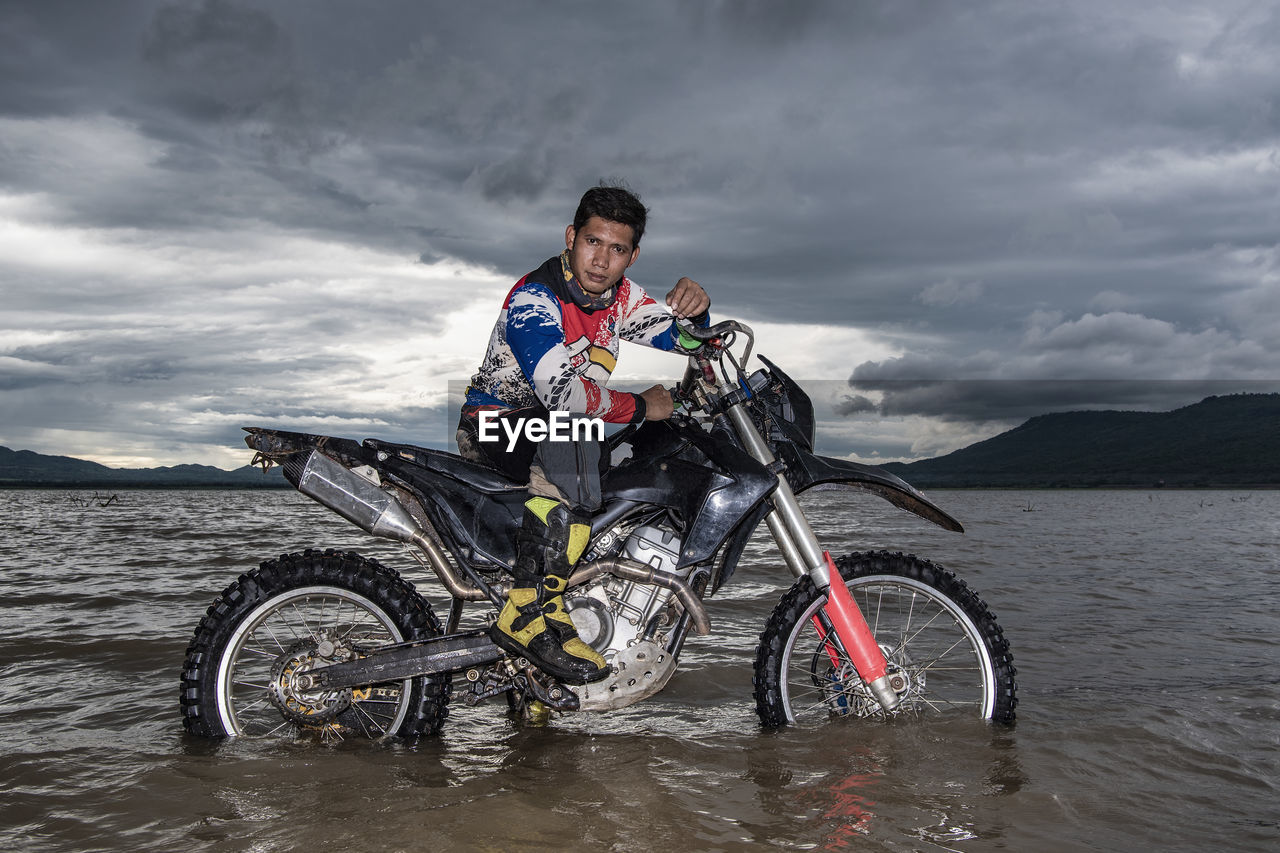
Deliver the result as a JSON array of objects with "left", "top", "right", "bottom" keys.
[{"left": 179, "top": 319, "right": 1017, "bottom": 738}]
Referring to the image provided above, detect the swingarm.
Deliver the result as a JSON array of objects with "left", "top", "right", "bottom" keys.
[
  {"left": 294, "top": 628, "right": 584, "bottom": 713},
  {"left": 298, "top": 629, "right": 502, "bottom": 691}
]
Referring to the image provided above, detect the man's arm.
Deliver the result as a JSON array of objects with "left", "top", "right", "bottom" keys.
[
  {"left": 623, "top": 277, "right": 710, "bottom": 421},
  {"left": 616, "top": 278, "right": 711, "bottom": 352}
]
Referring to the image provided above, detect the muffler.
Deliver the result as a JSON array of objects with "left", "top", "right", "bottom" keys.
[{"left": 294, "top": 450, "right": 421, "bottom": 543}]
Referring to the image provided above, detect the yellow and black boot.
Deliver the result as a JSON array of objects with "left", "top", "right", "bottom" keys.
[{"left": 489, "top": 498, "right": 609, "bottom": 685}]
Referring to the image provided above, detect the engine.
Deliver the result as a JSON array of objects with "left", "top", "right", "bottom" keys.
[{"left": 565, "top": 523, "right": 689, "bottom": 658}]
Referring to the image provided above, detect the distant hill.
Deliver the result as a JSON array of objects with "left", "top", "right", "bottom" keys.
[
  {"left": 881, "top": 393, "right": 1280, "bottom": 487},
  {"left": 0, "top": 446, "right": 287, "bottom": 488}
]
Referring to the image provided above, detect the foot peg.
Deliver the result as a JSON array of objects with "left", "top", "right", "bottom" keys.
[{"left": 520, "top": 667, "right": 581, "bottom": 712}]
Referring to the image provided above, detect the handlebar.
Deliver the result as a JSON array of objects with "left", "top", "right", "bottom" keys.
[
  {"left": 676, "top": 319, "right": 754, "bottom": 370},
  {"left": 677, "top": 319, "right": 751, "bottom": 344}
]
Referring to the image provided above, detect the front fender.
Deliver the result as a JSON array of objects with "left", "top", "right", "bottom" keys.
[{"left": 776, "top": 443, "right": 964, "bottom": 533}]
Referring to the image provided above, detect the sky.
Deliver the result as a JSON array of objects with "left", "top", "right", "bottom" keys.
[{"left": 2, "top": 0, "right": 1278, "bottom": 469}]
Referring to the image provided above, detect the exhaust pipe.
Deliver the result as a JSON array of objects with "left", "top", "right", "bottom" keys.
[
  {"left": 295, "top": 450, "right": 421, "bottom": 542},
  {"left": 292, "top": 450, "right": 504, "bottom": 605}
]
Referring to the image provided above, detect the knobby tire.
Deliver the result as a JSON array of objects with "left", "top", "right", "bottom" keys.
[{"left": 180, "top": 549, "right": 449, "bottom": 739}]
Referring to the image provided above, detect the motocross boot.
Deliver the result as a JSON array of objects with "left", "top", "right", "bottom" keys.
[{"left": 489, "top": 497, "right": 610, "bottom": 685}]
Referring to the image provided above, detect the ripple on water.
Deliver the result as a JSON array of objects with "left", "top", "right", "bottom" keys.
[{"left": 0, "top": 488, "right": 1277, "bottom": 852}]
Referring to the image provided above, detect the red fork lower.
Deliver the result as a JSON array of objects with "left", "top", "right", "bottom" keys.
[{"left": 816, "top": 551, "right": 900, "bottom": 711}]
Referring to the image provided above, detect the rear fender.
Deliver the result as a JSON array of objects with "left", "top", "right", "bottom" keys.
[{"left": 242, "top": 427, "right": 370, "bottom": 469}]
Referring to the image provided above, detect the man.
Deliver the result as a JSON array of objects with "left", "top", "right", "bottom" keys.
[{"left": 458, "top": 184, "right": 710, "bottom": 685}]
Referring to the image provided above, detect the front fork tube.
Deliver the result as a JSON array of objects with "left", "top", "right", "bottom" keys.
[{"left": 725, "top": 401, "right": 902, "bottom": 712}]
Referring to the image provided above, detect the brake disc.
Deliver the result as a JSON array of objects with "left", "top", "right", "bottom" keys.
[{"left": 819, "top": 643, "right": 915, "bottom": 718}]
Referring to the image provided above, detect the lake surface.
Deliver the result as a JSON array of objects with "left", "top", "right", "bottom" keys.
[{"left": 0, "top": 487, "right": 1276, "bottom": 852}]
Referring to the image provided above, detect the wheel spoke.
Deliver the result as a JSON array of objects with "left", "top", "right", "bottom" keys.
[
  {"left": 896, "top": 607, "right": 947, "bottom": 651},
  {"left": 349, "top": 699, "right": 391, "bottom": 737},
  {"left": 784, "top": 684, "right": 850, "bottom": 717},
  {"left": 287, "top": 601, "right": 314, "bottom": 640},
  {"left": 255, "top": 620, "right": 288, "bottom": 653},
  {"left": 235, "top": 694, "right": 271, "bottom": 712},
  {"left": 231, "top": 679, "right": 271, "bottom": 690},
  {"left": 263, "top": 718, "right": 294, "bottom": 737},
  {"left": 913, "top": 634, "right": 970, "bottom": 669}
]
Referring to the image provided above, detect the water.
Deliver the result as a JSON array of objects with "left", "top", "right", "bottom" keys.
[{"left": 1, "top": 487, "right": 1276, "bottom": 852}]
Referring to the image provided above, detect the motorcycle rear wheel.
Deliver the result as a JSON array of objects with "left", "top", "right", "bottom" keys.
[
  {"left": 180, "top": 549, "right": 449, "bottom": 739},
  {"left": 753, "top": 551, "right": 1016, "bottom": 727}
]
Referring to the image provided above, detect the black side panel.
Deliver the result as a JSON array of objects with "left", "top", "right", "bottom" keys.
[
  {"left": 378, "top": 454, "right": 525, "bottom": 569},
  {"left": 708, "top": 502, "right": 773, "bottom": 594},
  {"left": 364, "top": 439, "right": 530, "bottom": 568},
  {"left": 622, "top": 418, "right": 691, "bottom": 461},
  {"left": 602, "top": 458, "right": 769, "bottom": 569},
  {"left": 605, "top": 419, "right": 779, "bottom": 568},
  {"left": 364, "top": 439, "right": 526, "bottom": 495}
]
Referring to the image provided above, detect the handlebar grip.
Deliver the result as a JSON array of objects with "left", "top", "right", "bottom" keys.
[{"left": 676, "top": 327, "right": 704, "bottom": 351}]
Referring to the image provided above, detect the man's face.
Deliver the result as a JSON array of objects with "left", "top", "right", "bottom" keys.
[{"left": 565, "top": 216, "right": 639, "bottom": 295}]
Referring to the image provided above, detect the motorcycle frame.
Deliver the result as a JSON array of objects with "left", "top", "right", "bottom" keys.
[{"left": 242, "top": 323, "right": 963, "bottom": 713}]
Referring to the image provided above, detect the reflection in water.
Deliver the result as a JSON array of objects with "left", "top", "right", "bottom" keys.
[
  {"left": 745, "top": 734, "right": 882, "bottom": 847},
  {"left": 984, "top": 729, "right": 1028, "bottom": 797},
  {"left": 807, "top": 769, "right": 880, "bottom": 849},
  {"left": 745, "top": 723, "right": 1030, "bottom": 850}
]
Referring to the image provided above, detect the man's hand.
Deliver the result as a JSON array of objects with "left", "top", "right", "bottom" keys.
[
  {"left": 640, "top": 384, "right": 675, "bottom": 421},
  {"left": 665, "top": 277, "right": 709, "bottom": 320}
]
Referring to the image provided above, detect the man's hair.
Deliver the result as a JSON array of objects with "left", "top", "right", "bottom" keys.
[{"left": 573, "top": 183, "right": 649, "bottom": 247}]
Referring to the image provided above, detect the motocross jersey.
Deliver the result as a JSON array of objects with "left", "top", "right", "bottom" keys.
[{"left": 464, "top": 252, "right": 709, "bottom": 424}]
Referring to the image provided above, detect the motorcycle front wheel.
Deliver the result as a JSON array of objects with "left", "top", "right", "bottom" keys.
[
  {"left": 180, "top": 549, "right": 449, "bottom": 739},
  {"left": 753, "top": 551, "right": 1017, "bottom": 727}
]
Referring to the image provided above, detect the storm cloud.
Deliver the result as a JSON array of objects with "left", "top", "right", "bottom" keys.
[{"left": 1, "top": 0, "right": 1277, "bottom": 466}]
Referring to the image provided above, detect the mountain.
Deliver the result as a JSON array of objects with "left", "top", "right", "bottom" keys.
[
  {"left": 0, "top": 446, "right": 288, "bottom": 488},
  {"left": 881, "top": 393, "right": 1280, "bottom": 487}
]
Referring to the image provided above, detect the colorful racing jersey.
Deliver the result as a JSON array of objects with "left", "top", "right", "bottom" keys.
[{"left": 464, "top": 252, "right": 709, "bottom": 424}]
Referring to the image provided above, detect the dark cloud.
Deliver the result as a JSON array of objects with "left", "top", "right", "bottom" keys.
[
  {"left": 833, "top": 395, "right": 878, "bottom": 417},
  {"left": 141, "top": 0, "right": 299, "bottom": 120},
  {"left": 1, "top": 1, "right": 1277, "bottom": 465},
  {"left": 471, "top": 153, "right": 554, "bottom": 204},
  {"left": 841, "top": 380, "right": 1280, "bottom": 422}
]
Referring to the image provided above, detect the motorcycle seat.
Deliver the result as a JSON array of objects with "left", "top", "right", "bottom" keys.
[{"left": 363, "top": 439, "right": 525, "bottom": 495}]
